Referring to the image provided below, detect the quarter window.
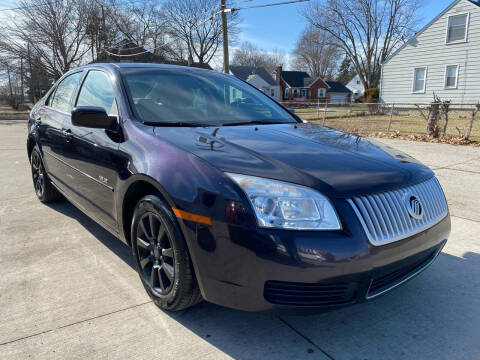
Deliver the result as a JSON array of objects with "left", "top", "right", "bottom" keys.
[
  {"left": 445, "top": 65, "right": 459, "bottom": 89},
  {"left": 446, "top": 14, "right": 468, "bottom": 43},
  {"left": 412, "top": 67, "right": 427, "bottom": 93},
  {"left": 50, "top": 72, "right": 82, "bottom": 113},
  {"left": 76, "top": 70, "right": 117, "bottom": 115}
]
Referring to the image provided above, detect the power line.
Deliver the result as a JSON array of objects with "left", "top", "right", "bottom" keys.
[{"left": 231, "top": 0, "right": 309, "bottom": 12}]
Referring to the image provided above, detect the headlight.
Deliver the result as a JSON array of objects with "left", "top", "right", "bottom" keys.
[{"left": 226, "top": 173, "right": 341, "bottom": 230}]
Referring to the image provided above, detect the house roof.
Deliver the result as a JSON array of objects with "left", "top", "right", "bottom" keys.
[
  {"left": 326, "top": 81, "right": 352, "bottom": 94},
  {"left": 229, "top": 65, "right": 277, "bottom": 86},
  {"left": 94, "top": 39, "right": 212, "bottom": 70},
  {"left": 281, "top": 71, "right": 311, "bottom": 88},
  {"left": 467, "top": 0, "right": 480, "bottom": 7},
  {"left": 383, "top": 0, "right": 478, "bottom": 65}
]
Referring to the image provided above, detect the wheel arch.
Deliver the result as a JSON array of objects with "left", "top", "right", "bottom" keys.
[
  {"left": 27, "top": 135, "right": 37, "bottom": 161},
  {"left": 119, "top": 175, "right": 175, "bottom": 247}
]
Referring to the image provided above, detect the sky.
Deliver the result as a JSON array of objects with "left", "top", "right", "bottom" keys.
[
  {"left": 0, "top": 0, "right": 458, "bottom": 67},
  {"left": 233, "top": 0, "right": 454, "bottom": 53}
]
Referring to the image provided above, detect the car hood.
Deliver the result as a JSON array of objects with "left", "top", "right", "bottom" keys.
[{"left": 153, "top": 123, "right": 433, "bottom": 198}]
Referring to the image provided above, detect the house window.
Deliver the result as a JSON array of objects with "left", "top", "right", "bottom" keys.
[
  {"left": 446, "top": 13, "right": 468, "bottom": 43},
  {"left": 412, "top": 67, "right": 427, "bottom": 93},
  {"left": 317, "top": 88, "right": 326, "bottom": 98},
  {"left": 270, "top": 88, "right": 275, "bottom": 97},
  {"left": 356, "top": 80, "right": 360, "bottom": 85},
  {"left": 301, "top": 89, "right": 307, "bottom": 98},
  {"left": 445, "top": 65, "right": 459, "bottom": 89},
  {"left": 284, "top": 88, "right": 289, "bottom": 98}
]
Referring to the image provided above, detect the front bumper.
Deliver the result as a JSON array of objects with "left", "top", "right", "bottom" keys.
[{"left": 183, "top": 199, "right": 451, "bottom": 312}]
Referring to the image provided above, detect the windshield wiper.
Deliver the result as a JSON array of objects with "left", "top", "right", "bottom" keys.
[
  {"left": 143, "top": 121, "right": 215, "bottom": 127},
  {"left": 221, "top": 120, "right": 292, "bottom": 126}
]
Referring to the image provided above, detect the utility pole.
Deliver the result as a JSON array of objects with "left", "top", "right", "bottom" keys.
[
  {"left": 20, "top": 57, "right": 24, "bottom": 104},
  {"left": 218, "top": 0, "right": 308, "bottom": 74},
  {"left": 221, "top": 0, "right": 229, "bottom": 74}
]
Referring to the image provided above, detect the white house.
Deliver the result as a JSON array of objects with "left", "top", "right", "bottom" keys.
[
  {"left": 346, "top": 75, "right": 365, "bottom": 100},
  {"left": 229, "top": 66, "right": 280, "bottom": 101},
  {"left": 381, "top": 0, "right": 480, "bottom": 104}
]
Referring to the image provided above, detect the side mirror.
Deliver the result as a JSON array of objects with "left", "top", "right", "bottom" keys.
[{"left": 71, "top": 106, "right": 116, "bottom": 129}]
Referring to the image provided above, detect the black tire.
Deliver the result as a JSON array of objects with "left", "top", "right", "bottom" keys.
[
  {"left": 30, "top": 145, "right": 62, "bottom": 203},
  {"left": 131, "top": 195, "right": 202, "bottom": 311}
]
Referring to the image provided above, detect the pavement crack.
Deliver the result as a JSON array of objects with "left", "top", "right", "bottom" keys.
[
  {"left": 0, "top": 301, "right": 152, "bottom": 347},
  {"left": 57, "top": 301, "right": 153, "bottom": 329},
  {"left": 432, "top": 156, "right": 480, "bottom": 172},
  {"left": 278, "top": 316, "right": 335, "bottom": 360},
  {"left": 451, "top": 214, "right": 480, "bottom": 223},
  {"left": 0, "top": 329, "right": 54, "bottom": 347}
]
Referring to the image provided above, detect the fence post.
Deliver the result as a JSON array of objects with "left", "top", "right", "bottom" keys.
[
  {"left": 316, "top": 98, "right": 320, "bottom": 120},
  {"left": 323, "top": 101, "right": 328, "bottom": 126},
  {"left": 387, "top": 104, "right": 395, "bottom": 132}
]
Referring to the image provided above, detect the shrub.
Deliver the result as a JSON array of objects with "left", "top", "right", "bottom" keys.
[
  {"left": 363, "top": 88, "right": 380, "bottom": 114},
  {"left": 363, "top": 88, "right": 380, "bottom": 103}
]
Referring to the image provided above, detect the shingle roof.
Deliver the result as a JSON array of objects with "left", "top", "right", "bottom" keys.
[
  {"left": 326, "top": 81, "right": 352, "bottom": 94},
  {"left": 281, "top": 71, "right": 311, "bottom": 87},
  {"left": 467, "top": 0, "right": 480, "bottom": 7},
  {"left": 229, "top": 65, "right": 277, "bottom": 86}
]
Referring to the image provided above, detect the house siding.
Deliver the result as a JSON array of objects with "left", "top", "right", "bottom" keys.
[{"left": 381, "top": 0, "right": 480, "bottom": 105}]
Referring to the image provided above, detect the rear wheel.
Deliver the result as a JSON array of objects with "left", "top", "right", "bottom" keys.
[
  {"left": 30, "top": 145, "right": 61, "bottom": 203},
  {"left": 131, "top": 195, "right": 202, "bottom": 311}
]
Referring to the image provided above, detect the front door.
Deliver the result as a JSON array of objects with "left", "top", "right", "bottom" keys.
[{"left": 61, "top": 69, "right": 121, "bottom": 232}]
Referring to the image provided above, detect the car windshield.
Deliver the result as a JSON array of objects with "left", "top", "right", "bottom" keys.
[{"left": 121, "top": 68, "right": 296, "bottom": 126}]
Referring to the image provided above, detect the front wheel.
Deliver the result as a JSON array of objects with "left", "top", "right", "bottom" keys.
[{"left": 131, "top": 195, "right": 202, "bottom": 311}]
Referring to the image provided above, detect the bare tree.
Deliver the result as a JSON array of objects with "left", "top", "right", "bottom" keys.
[
  {"left": 304, "top": 0, "right": 421, "bottom": 88},
  {"left": 0, "top": 0, "right": 91, "bottom": 80},
  {"left": 293, "top": 27, "right": 340, "bottom": 79},
  {"left": 231, "top": 42, "right": 286, "bottom": 73},
  {"left": 105, "top": 0, "right": 169, "bottom": 53},
  {"left": 162, "top": 0, "right": 239, "bottom": 64}
]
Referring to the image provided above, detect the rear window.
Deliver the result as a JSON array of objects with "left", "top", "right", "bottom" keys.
[
  {"left": 49, "top": 72, "right": 82, "bottom": 113},
  {"left": 121, "top": 68, "right": 294, "bottom": 126}
]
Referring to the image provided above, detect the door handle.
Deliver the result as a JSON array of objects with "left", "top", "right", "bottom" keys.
[{"left": 62, "top": 129, "right": 73, "bottom": 142}]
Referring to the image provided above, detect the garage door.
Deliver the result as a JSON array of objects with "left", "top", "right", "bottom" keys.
[{"left": 330, "top": 94, "right": 347, "bottom": 104}]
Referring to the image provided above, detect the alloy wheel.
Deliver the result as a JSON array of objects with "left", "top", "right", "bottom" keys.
[
  {"left": 31, "top": 151, "right": 45, "bottom": 198},
  {"left": 136, "top": 212, "right": 175, "bottom": 295}
]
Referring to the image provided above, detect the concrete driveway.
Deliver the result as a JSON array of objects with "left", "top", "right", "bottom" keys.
[{"left": 1, "top": 122, "right": 479, "bottom": 360}]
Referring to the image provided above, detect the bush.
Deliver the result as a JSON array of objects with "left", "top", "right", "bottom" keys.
[
  {"left": 363, "top": 88, "right": 380, "bottom": 114},
  {"left": 363, "top": 88, "right": 380, "bottom": 103}
]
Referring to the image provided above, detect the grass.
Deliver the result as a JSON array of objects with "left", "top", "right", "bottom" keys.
[{"left": 294, "top": 107, "right": 480, "bottom": 141}]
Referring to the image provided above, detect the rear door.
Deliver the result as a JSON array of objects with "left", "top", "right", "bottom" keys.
[
  {"left": 61, "top": 69, "right": 121, "bottom": 231},
  {"left": 38, "top": 71, "right": 83, "bottom": 189}
]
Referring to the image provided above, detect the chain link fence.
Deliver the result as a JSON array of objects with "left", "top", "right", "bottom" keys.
[{"left": 285, "top": 101, "right": 480, "bottom": 141}]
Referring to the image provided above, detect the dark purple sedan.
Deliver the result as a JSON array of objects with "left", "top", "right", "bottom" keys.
[{"left": 27, "top": 63, "right": 450, "bottom": 312}]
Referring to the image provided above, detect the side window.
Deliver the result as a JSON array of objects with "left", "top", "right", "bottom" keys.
[
  {"left": 76, "top": 70, "right": 117, "bottom": 115},
  {"left": 50, "top": 72, "right": 82, "bottom": 113}
]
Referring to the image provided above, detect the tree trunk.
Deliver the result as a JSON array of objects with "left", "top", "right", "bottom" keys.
[{"left": 427, "top": 98, "right": 441, "bottom": 138}]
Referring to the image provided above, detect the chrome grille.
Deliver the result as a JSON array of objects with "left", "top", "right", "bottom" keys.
[{"left": 348, "top": 178, "right": 448, "bottom": 246}]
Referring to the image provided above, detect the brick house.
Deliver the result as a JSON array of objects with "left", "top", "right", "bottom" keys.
[{"left": 273, "top": 66, "right": 352, "bottom": 103}]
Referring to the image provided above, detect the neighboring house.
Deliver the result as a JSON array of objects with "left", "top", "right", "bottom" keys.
[
  {"left": 381, "top": 0, "right": 480, "bottom": 104},
  {"left": 346, "top": 75, "right": 365, "bottom": 100},
  {"left": 229, "top": 65, "right": 280, "bottom": 100},
  {"left": 273, "top": 66, "right": 352, "bottom": 104},
  {"left": 94, "top": 39, "right": 212, "bottom": 70}
]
